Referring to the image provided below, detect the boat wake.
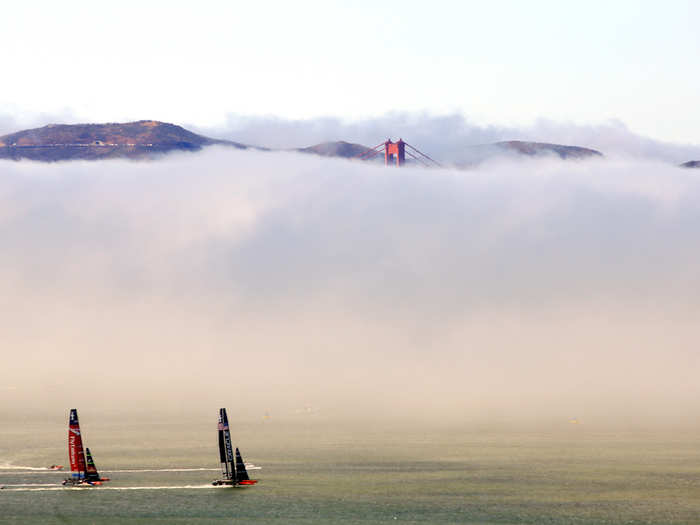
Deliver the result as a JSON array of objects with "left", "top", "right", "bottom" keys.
[
  {"left": 103, "top": 468, "right": 219, "bottom": 473},
  {"left": 103, "top": 485, "right": 215, "bottom": 490},
  {"left": 0, "top": 471, "right": 63, "bottom": 476},
  {"left": 0, "top": 464, "right": 50, "bottom": 471},
  {"left": 0, "top": 483, "right": 58, "bottom": 487},
  {"left": 2, "top": 484, "right": 215, "bottom": 491},
  {"left": 1, "top": 466, "right": 259, "bottom": 476}
]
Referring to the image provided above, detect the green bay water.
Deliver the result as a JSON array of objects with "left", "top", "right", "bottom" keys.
[{"left": 1, "top": 415, "right": 699, "bottom": 524}]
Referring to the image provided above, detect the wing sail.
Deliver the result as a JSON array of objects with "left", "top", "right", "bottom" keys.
[
  {"left": 235, "top": 448, "right": 250, "bottom": 482},
  {"left": 68, "top": 409, "right": 87, "bottom": 480},
  {"left": 219, "top": 408, "right": 235, "bottom": 480},
  {"left": 84, "top": 447, "right": 101, "bottom": 482}
]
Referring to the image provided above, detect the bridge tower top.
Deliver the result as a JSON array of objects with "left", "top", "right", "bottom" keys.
[
  {"left": 355, "top": 139, "right": 440, "bottom": 168},
  {"left": 384, "top": 139, "right": 406, "bottom": 167}
]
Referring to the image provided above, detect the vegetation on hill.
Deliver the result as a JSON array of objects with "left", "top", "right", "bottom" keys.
[{"left": 0, "top": 120, "right": 246, "bottom": 161}]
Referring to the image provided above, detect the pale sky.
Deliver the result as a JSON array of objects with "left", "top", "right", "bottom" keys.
[{"left": 1, "top": 0, "right": 698, "bottom": 143}]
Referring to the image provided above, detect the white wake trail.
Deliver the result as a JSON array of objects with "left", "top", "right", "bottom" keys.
[
  {"left": 0, "top": 464, "right": 50, "bottom": 471},
  {"left": 104, "top": 466, "right": 260, "bottom": 472},
  {"left": 0, "top": 471, "right": 63, "bottom": 476},
  {"left": 103, "top": 468, "right": 219, "bottom": 473},
  {"left": 0, "top": 483, "right": 58, "bottom": 487},
  {"left": 2, "top": 485, "right": 216, "bottom": 492}
]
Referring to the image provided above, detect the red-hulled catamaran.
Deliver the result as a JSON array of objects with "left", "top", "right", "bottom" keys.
[
  {"left": 62, "top": 409, "right": 110, "bottom": 486},
  {"left": 212, "top": 408, "right": 258, "bottom": 487}
]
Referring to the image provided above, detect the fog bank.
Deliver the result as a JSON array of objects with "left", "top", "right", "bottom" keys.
[{"left": 1, "top": 148, "right": 699, "bottom": 426}]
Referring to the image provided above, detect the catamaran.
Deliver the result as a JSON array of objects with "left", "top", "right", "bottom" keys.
[
  {"left": 212, "top": 408, "right": 258, "bottom": 487},
  {"left": 62, "top": 409, "right": 110, "bottom": 486}
]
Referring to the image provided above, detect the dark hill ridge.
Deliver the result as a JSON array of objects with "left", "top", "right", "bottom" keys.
[
  {"left": 457, "top": 140, "right": 603, "bottom": 167},
  {"left": 680, "top": 160, "right": 700, "bottom": 168},
  {"left": 297, "top": 141, "right": 370, "bottom": 158},
  {"left": 495, "top": 141, "right": 603, "bottom": 159},
  {"left": 0, "top": 120, "right": 247, "bottom": 161}
]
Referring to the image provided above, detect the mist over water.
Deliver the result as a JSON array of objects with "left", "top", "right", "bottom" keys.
[{"left": 1, "top": 147, "right": 699, "bottom": 427}]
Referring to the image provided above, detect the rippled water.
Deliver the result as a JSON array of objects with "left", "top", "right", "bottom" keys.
[{"left": 1, "top": 416, "right": 699, "bottom": 524}]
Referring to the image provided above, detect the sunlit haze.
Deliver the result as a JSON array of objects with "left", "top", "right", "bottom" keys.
[{"left": 2, "top": 149, "right": 699, "bottom": 427}]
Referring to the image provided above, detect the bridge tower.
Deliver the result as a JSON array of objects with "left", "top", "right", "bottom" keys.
[
  {"left": 355, "top": 138, "right": 440, "bottom": 168},
  {"left": 384, "top": 139, "right": 406, "bottom": 167}
]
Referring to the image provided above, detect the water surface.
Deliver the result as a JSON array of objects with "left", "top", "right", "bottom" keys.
[{"left": 1, "top": 416, "right": 698, "bottom": 524}]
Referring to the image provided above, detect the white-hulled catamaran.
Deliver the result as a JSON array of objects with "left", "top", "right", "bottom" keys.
[
  {"left": 212, "top": 408, "right": 258, "bottom": 487},
  {"left": 62, "top": 409, "right": 110, "bottom": 486}
]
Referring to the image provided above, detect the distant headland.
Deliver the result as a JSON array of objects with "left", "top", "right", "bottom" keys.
[{"left": 0, "top": 120, "right": 696, "bottom": 167}]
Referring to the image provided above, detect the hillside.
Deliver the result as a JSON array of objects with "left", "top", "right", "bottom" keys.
[
  {"left": 494, "top": 141, "right": 603, "bottom": 159},
  {"left": 457, "top": 140, "right": 603, "bottom": 167},
  {"left": 680, "top": 160, "right": 700, "bottom": 168},
  {"left": 297, "top": 141, "right": 370, "bottom": 158},
  {"left": 0, "top": 120, "right": 247, "bottom": 161}
]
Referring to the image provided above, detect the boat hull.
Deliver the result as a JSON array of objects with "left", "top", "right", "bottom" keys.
[
  {"left": 212, "top": 479, "right": 258, "bottom": 487},
  {"left": 62, "top": 479, "right": 104, "bottom": 487}
]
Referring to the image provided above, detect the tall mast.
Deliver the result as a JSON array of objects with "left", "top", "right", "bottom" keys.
[
  {"left": 218, "top": 411, "right": 230, "bottom": 479},
  {"left": 219, "top": 408, "right": 235, "bottom": 480},
  {"left": 68, "top": 409, "right": 87, "bottom": 481}
]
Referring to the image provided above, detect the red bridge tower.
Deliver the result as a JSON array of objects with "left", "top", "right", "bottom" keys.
[
  {"left": 355, "top": 139, "right": 440, "bottom": 168},
  {"left": 384, "top": 139, "right": 406, "bottom": 167}
]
